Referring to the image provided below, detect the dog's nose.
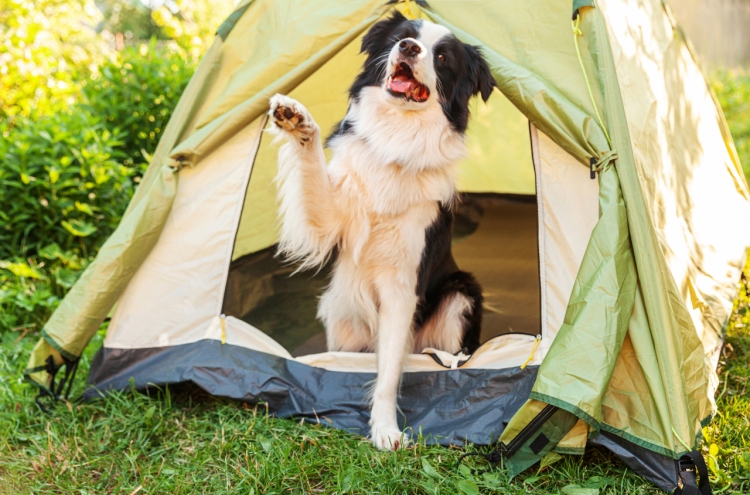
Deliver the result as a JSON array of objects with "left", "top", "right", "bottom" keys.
[{"left": 398, "top": 39, "right": 422, "bottom": 57}]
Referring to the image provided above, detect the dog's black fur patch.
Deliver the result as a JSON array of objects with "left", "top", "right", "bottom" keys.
[
  {"left": 328, "top": 11, "right": 497, "bottom": 140},
  {"left": 325, "top": 113, "right": 354, "bottom": 147},
  {"left": 433, "top": 38, "right": 496, "bottom": 132},
  {"left": 413, "top": 203, "right": 483, "bottom": 353}
]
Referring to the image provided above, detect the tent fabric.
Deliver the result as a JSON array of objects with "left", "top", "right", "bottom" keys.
[
  {"left": 24, "top": 0, "right": 750, "bottom": 490},
  {"left": 531, "top": 125, "right": 600, "bottom": 349},
  {"left": 25, "top": 39, "right": 229, "bottom": 388},
  {"left": 104, "top": 120, "right": 265, "bottom": 350},
  {"left": 85, "top": 340, "right": 540, "bottom": 446},
  {"left": 600, "top": 0, "right": 750, "bottom": 399}
]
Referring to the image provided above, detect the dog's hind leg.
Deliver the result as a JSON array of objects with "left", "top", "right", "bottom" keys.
[
  {"left": 413, "top": 271, "right": 483, "bottom": 354},
  {"left": 270, "top": 94, "right": 340, "bottom": 268}
]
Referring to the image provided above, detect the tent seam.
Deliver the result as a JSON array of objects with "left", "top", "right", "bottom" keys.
[
  {"left": 215, "top": 115, "right": 269, "bottom": 318},
  {"left": 530, "top": 124, "right": 549, "bottom": 344},
  {"left": 41, "top": 329, "right": 78, "bottom": 361},
  {"left": 532, "top": 391, "right": 688, "bottom": 459}
]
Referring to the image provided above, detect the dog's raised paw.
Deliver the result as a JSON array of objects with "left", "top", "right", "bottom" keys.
[
  {"left": 370, "top": 424, "right": 410, "bottom": 451},
  {"left": 269, "top": 94, "right": 316, "bottom": 144}
]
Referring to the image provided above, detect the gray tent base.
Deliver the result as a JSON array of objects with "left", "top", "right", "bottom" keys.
[{"left": 84, "top": 340, "right": 680, "bottom": 492}]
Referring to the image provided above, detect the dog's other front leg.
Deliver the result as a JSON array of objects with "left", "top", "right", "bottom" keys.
[
  {"left": 369, "top": 283, "right": 418, "bottom": 450},
  {"left": 269, "top": 94, "right": 339, "bottom": 268}
]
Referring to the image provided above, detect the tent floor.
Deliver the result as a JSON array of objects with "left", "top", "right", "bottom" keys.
[{"left": 223, "top": 194, "right": 540, "bottom": 357}]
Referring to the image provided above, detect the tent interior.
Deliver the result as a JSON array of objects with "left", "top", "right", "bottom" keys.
[{"left": 223, "top": 193, "right": 541, "bottom": 357}]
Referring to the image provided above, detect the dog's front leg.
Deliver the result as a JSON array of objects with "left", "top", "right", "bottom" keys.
[
  {"left": 369, "top": 285, "right": 418, "bottom": 450},
  {"left": 269, "top": 94, "right": 339, "bottom": 268}
]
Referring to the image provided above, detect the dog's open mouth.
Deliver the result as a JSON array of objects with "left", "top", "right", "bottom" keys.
[{"left": 387, "top": 63, "right": 430, "bottom": 102}]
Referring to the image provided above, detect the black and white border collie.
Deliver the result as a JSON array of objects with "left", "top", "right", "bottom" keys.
[{"left": 268, "top": 11, "right": 496, "bottom": 450}]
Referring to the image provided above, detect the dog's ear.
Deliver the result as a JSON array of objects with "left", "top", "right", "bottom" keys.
[
  {"left": 465, "top": 45, "right": 496, "bottom": 102},
  {"left": 361, "top": 11, "right": 408, "bottom": 56}
]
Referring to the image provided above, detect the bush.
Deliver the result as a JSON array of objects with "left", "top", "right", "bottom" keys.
[
  {"left": 0, "top": 42, "right": 196, "bottom": 332},
  {"left": 0, "top": 42, "right": 195, "bottom": 261},
  {"left": 0, "top": 112, "right": 134, "bottom": 259},
  {"left": 0, "top": 0, "right": 105, "bottom": 119},
  {"left": 0, "top": 247, "right": 87, "bottom": 332},
  {"left": 0, "top": 110, "right": 133, "bottom": 332},
  {"left": 712, "top": 70, "right": 750, "bottom": 182},
  {"left": 82, "top": 41, "right": 195, "bottom": 169},
  {"left": 151, "top": 0, "right": 234, "bottom": 59},
  {"left": 0, "top": 1, "right": 224, "bottom": 334}
]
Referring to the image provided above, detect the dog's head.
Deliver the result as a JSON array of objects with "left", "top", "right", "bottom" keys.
[{"left": 350, "top": 11, "right": 496, "bottom": 133}]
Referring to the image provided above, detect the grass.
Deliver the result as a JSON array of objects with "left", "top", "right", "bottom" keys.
[{"left": 0, "top": 337, "right": 665, "bottom": 495}]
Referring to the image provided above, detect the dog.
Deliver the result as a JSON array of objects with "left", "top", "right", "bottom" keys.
[{"left": 268, "top": 11, "right": 495, "bottom": 450}]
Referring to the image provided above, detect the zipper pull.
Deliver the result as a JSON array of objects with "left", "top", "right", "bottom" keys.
[{"left": 520, "top": 334, "right": 541, "bottom": 369}]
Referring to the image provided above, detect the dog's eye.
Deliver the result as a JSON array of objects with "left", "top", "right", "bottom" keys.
[{"left": 437, "top": 53, "right": 446, "bottom": 62}]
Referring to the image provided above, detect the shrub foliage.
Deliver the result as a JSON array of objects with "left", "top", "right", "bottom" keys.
[
  {"left": 712, "top": 70, "right": 750, "bottom": 181},
  {"left": 0, "top": 4, "right": 196, "bottom": 331}
]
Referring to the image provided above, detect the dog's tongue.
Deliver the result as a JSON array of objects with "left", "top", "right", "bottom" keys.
[{"left": 390, "top": 74, "right": 414, "bottom": 93}]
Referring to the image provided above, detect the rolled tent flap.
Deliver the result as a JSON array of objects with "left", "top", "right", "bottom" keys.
[
  {"left": 23, "top": 38, "right": 229, "bottom": 389},
  {"left": 25, "top": 165, "right": 177, "bottom": 389},
  {"left": 529, "top": 150, "right": 636, "bottom": 434}
]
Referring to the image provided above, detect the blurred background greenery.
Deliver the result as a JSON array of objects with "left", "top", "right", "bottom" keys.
[{"left": 0, "top": 0, "right": 233, "bottom": 332}]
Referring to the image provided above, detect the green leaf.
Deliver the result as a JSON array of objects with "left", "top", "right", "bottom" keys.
[
  {"left": 39, "top": 243, "right": 64, "bottom": 260},
  {"left": 49, "top": 168, "right": 60, "bottom": 184},
  {"left": 419, "top": 480, "right": 439, "bottom": 495},
  {"left": 257, "top": 435, "right": 272, "bottom": 453},
  {"left": 74, "top": 201, "right": 95, "bottom": 216},
  {"left": 340, "top": 472, "right": 353, "bottom": 493},
  {"left": 708, "top": 455, "right": 720, "bottom": 477},
  {"left": 583, "top": 476, "right": 615, "bottom": 489},
  {"left": 0, "top": 261, "right": 43, "bottom": 279},
  {"left": 54, "top": 268, "right": 79, "bottom": 289},
  {"left": 538, "top": 451, "right": 563, "bottom": 472},
  {"left": 144, "top": 405, "right": 156, "bottom": 421},
  {"left": 456, "top": 479, "right": 479, "bottom": 495},
  {"left": 561, "top": 485, "right": 599, "bottom": 495},
  {"left": 61, "top": 219, "right": 97, "bottom": 237},
  {"left": 421, "top": 458, "right": 441, "bottom": 480}
]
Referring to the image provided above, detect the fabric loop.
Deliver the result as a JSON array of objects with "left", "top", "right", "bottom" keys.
[
  {"left": 591, "top": 149, "right": 618, "bottom": 174},
  {"left": 675, "top": 451, "right": 713, "bottom": 495}
]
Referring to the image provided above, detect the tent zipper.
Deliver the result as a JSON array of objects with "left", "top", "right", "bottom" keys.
[{"left": 520, "top": 334, "right": 541, "bottom": 369}]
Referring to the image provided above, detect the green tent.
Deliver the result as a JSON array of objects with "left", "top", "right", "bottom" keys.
[{"left": 27, "top": 0, "right": 750, "bottom": 491}]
